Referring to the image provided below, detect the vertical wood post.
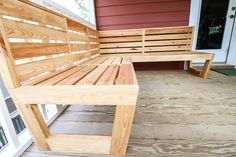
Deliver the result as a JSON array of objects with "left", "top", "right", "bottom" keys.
[
  {"left": 15, "top": 104, "right": 51, "bottom": 150},
  {"left": 201, "top": 59, "right": 212, "bottom": 79},
  {"left": 110, "top": 105, "right": 136, "bottom": 155}
]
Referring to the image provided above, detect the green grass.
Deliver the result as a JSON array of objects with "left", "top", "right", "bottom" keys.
[{"left": 212, "top": 68, "right": 236, "bottom": 76}]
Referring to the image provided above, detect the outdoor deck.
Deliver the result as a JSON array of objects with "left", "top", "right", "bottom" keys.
[{"left": 21, "top": 70, "right": 236, "bottom": 157}]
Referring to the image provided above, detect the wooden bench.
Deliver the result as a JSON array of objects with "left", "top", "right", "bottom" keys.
[
  {"left": 99, "top": 26, "right": 214, "bottom": 79},
  {"left": 0, "top": 0, "right": 214, "bottom": 155}
]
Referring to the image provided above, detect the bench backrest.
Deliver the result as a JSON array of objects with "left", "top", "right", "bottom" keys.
[
  {"left": 0, "top": 0, "right": 99, "bottom": 88},
  {"left": 99, "top": 26, "right": 194, "bottom": 54}
]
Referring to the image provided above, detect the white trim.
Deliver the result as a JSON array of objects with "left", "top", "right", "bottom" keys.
[{"left": 189, "top": 0, "right": 236, "bottom": 65}]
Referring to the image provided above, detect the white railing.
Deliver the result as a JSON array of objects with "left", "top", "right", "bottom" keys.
[{"left": 0, "top": 76, "right": 67, "bottom": 157}]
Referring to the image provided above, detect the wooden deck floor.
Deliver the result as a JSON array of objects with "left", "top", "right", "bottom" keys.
[{"left": 21, "top": 70, "right": 236, "bottom": 157}]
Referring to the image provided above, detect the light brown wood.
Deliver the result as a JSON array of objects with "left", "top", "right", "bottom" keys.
[
  {"left": 56, "top": 65, "right": 97, "bottom": 85},
  {"left": 96, "top": 65, "right": 119, "bottom": 85},
  {"left": 15, "top": 103, "right": 50, "bottom": 150},
  {"left": 9, "top": 85, "right": 139, "bottom": 105},
  {"left": 201, "top": 59, "right": 213, "bottom": 79},
  {"left": 110, "top": 105, "right": 136, "bottom": 155},
  {"left": 11, "top": 43, "right": 70, "bottom": 59},
  {"left": 47, "top": 135, "right": 111, "bottom": 154},
  {"left": 1, "top": 18, "right": 68, "bottom": 41},
  {"left": 0, "top": 0, "right": 67, "bottom": 29},
  {"left": 0, "top": 41, "right": 20, "bottom": 88}
]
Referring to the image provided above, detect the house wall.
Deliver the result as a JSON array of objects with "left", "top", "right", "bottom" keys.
[
  {"left": 95, "top": 0, "right": 191, "bottom": 70},
  {"left": 95, "top": 0, "right": 191, "bottom": 30}
]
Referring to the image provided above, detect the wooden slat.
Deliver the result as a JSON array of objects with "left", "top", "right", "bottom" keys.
[
  {"left": 22, "top": 66, "right": 75, "bottom": 86},
  {"left": 56, "top": 65, "right": 97, "bottom": 85},
  {"left": 0, "top": 0, "right": 67, "bottom": 29},
  {"left": 16, "top": 58, "right": 55, "bottom": 81},
  {"left": 145, "top": 40, "right": 191, "bottom": 46},
  {"left": 145, "top": 27, "right": 192, "bottom": 35},
  {"left": 145, "top": 34, "right": 192, "bottom": 40},
  {"left": 9, "top": 85, "right": 139, "bottom": 105},
  {"left": 67, "top": 19, "right": 87, "bottom": 33},
  {"left": 90, "top": 44, "right": 99, "bottom": 49},
  {"left": 145, "top": 45, "right": 190, "bottom": 52},
  {"left": 115, "top": 64, "right": 135, "bottom": 85},
  {"left": 112, "top": 57, "right": 122, "bottom": 64},
  {"left": 47, "top": 135, "right": 111, "bottom": 154},
  {"left": 100, "top": 47, "right": 142, "bottom": 54},
  {"left": 100, "top": 42, "right": 142, "bottom": 48},
  {"left": 89, "top": 37, "right": 99, "bottom": 42},
  {"left": 76, "top": 65, "right": 109, "bottom": 85},
  {"left": 70, "top": 44, "right": 88, "bottom": 52},
  {"left": 11, "top": 43, "right": 70, "bottom": 59},
  {"left": 99, "top": 30, "right": 142, "bottom": 37},
  {"left": 91, "top": 49, "right": 99, "bottom": 55},
  {"left": 96, "top": 65, "right": 119, "bottom": 85},
  {"left": 68, "top": 32, "right": 89, "bottom": 42},
  {"left": 1, "top": 19, "right": 68, "bottom": 41},
  {"left": 38, "top": 66, "right": 85, "bottom": 85},
  {"left": 99, "top": 36, "right": 142, "bottom": 43},
  {"left": 89, "top": 57, "right": 108, "bottom": 65},
  {"left": 122, "top": 57, "right": 131, "bottom": 64},
  {"left": 88, "top": 28, "right": 99, "bottom": 37},
  {"left": 101, "top": 57, "right": 115, "bottom": 65}
]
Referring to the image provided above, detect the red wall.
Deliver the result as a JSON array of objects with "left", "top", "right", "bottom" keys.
[
  {"left": 95, "top": 0, "right": 191, "bottom": 31},
  {"left": 95, "top": 0, "right": 191, "bottom": 70}
]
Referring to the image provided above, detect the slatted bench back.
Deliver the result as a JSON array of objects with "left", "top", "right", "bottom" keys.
[
  {"left": 99, "top": 26, "right": 193, "bottom": 54},
  {"left": 0, "top": 0, "right": 99, "bottom": 86}
]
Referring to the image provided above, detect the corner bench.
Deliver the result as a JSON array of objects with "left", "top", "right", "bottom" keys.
[{"left": 0, "top": 0, "right": 214, "bottom": 156}]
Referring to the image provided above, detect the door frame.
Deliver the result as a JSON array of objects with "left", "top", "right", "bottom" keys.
[{"left": 189, "top": 0, "right": 236, "bottom": 66}]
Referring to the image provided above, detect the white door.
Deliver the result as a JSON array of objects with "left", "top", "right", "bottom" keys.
[{"left": 194, "top": 0, "right": 236, "bottom": 63}]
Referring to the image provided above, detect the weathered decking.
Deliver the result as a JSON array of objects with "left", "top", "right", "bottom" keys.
[{"left": 21, "top": 70, "right": 236, "bottom": 157}]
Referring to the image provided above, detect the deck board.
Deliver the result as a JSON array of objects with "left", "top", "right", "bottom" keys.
[{"left": 21, "top": 70, "right": 236, "bottom": 157}]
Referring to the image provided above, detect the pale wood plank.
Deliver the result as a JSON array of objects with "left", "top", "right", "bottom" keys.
[
  {"left": 100, "top": 42, "right": 142, "bottom": 48},
  {"left": 0, "top": 0, "right": 67, "bottom": 29},
  {"left": 22, "top": 66, "right": 75, "bottom": 86},
  {"left": 100, "top": 47, "right": 142, "bottom": 54},
  {"left": 56, "top": 65, "right": 97, "bottom": 85},
  {"left": 47, "top": 134, "right": 111, "bottom": 154},
  {"left": 9, "top": 85, "right": 139, "bottom": 105},
  {"left": 76, "top": 65, "right": 109, "bottom": 85},
  {"left": 38, "top": 66, "right": 85, "bottom": 85},
  {"left": 145, "top": 26, "right": 192, "bottom": 34},
  {"left": 101, "top": 57, "right": 115, "bottom": 65},
  {"left": 145, "top": 34, "right": 192, "bottom": 40},
  {"left": 116, "top": 64, "right": 135, "bottom": 85},
  {"left": 145, "top": 45, "right": 190, "bottom": 52},
  {"left": 96, "top": 65, "right": 119, "bottom": 85},
  {"left": 110, "top": 105, "right": 136, "bottom": 155},
  {"left": 111, "top": 57, "right": 121, "bottom": 64},
  {"left": 1, "top": 19, "right": 68, "bottom": 41},
  {"left": 11, "top": 43, "right": 70, "bottom": 59},
  {"left": 99, "top": 36, "right": 142, "bottom": 43}
]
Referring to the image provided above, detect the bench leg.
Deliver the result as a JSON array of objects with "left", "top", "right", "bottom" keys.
[
  {"left": 110, "top": 105, "right": 136, "bottom": 155},
  {"left": 201, "top": 59, "right": 212, "bottom": 79},
  {"left": 16, "top": 104, "right": 51, "bottom": 150}
]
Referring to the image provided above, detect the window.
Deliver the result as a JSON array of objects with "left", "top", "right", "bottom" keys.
[
  {"left": 196, "top": 0, "right": 230, "bottom": 49},
  {"left": 32, "top": 0, "right": 96, "bottom": 28},
  {"left": 0, "top": 125, "right": 8, "bottom": 150}
]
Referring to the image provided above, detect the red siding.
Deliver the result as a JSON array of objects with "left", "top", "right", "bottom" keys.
[
  {"left": 95, "top": 0, "right": 191, "bottom": 31},
  {"left": 95, "top": 0, "right": 190, "bottom": 70}
]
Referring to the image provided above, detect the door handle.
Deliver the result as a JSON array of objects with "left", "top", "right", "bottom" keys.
[{"left": 229, "top": 15, "right": 235, "bottom": 19}]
